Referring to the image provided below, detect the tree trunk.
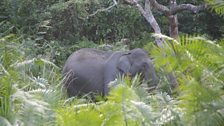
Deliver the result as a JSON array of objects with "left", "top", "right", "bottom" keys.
[
  {"left": 169, "top": 15, "right": 178, "bottom": 39},
  {"left": 168, "top": 0, "right": 179, "bottom": 88},
  {"left": 144, "top": 0, "right": 164, "bottom": 48},
  {"left": 169, "top": 0, "right": 179, "bottom": 39}
]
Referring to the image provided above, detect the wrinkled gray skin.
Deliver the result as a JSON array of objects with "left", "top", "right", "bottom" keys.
[{"left": 63, "top": 48, "right": 158, "bottom": 97}]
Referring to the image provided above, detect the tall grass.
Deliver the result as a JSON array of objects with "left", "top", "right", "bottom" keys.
[{"left": 0, "top": 35, "right": 63, "bottom": 125}]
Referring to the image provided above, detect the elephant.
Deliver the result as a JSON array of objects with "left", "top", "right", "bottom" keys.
[{"left": 62, "top": 48, "right": 158, "bottom": 97}]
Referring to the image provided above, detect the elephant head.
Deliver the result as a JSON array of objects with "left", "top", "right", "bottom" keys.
[{"left": 117, "top": 48, "right": 158, "bottom": 86}]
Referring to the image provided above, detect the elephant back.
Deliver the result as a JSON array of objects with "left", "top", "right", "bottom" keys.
[{"left": 71, "top": 48, "right": 112, "bottom": 61}]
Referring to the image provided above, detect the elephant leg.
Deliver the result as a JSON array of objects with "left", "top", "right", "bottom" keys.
[
  {"left": 63, "top": 74, "right": 79, "bottom": 97},
  {"left": 67, "top": 84, "right": 79, "bottom": 97}
]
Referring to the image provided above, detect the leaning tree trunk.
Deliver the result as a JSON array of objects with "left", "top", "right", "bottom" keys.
[{"left": 144, "top": 0, "right": 164, "bottom": 48}]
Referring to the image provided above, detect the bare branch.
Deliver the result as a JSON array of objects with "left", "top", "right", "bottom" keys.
[
  {"left": 124, "top": 0, "right": 164, "bottom": 46},
  {"left": 149, "top": 0, "right": 206, "bottom": 16},
  {"left": 171, "top": 4, "right": 207, "bottom": 15},
  {"left": 87, "top": 0, "right": 118, "bottom": 18},
  {"left": 149, "top": 0, "right": 170, "bottom": 15}
]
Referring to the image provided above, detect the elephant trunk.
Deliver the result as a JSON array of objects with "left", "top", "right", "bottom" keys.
[{"left": 144, "top": 58, "right": 158, "bottom": 86}]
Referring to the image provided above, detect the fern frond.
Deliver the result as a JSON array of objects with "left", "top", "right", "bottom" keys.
[{"left": 206, "top": 0, "right": 224, "bottom": 15}]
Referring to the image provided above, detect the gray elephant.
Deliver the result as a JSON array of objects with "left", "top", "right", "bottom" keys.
[{"left": 62, "top": 48, "right": 158, "bottom": 97}]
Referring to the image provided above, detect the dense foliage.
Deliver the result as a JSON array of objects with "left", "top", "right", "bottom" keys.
[{"left": 0, "top": 0, "right": 224, "bottom": 126}]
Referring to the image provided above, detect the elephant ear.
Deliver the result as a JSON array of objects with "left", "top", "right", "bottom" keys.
[{"left": 117, "top": 54, "right": 131, "bottom": 74}]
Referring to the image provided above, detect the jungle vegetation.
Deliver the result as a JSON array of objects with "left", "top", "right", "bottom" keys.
[{"left": 0, "top": 0, "right": 224, "bottom": 126}]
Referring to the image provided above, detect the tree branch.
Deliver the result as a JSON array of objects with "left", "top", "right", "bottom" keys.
[
  {"left": 149, "top": 0, "right": 206, "bottom": 16},
  {"left": 170, "top": 4, "right": 207, "bottom": 15},
  {"left": 124, "top": 0, "right": 165, "bottom": 46},
  {"left": 87, "top": 0, "right": 118, "bottom": 18},
  {"left": 149, "top": 0, "right": 170, "bottom": 15}
]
